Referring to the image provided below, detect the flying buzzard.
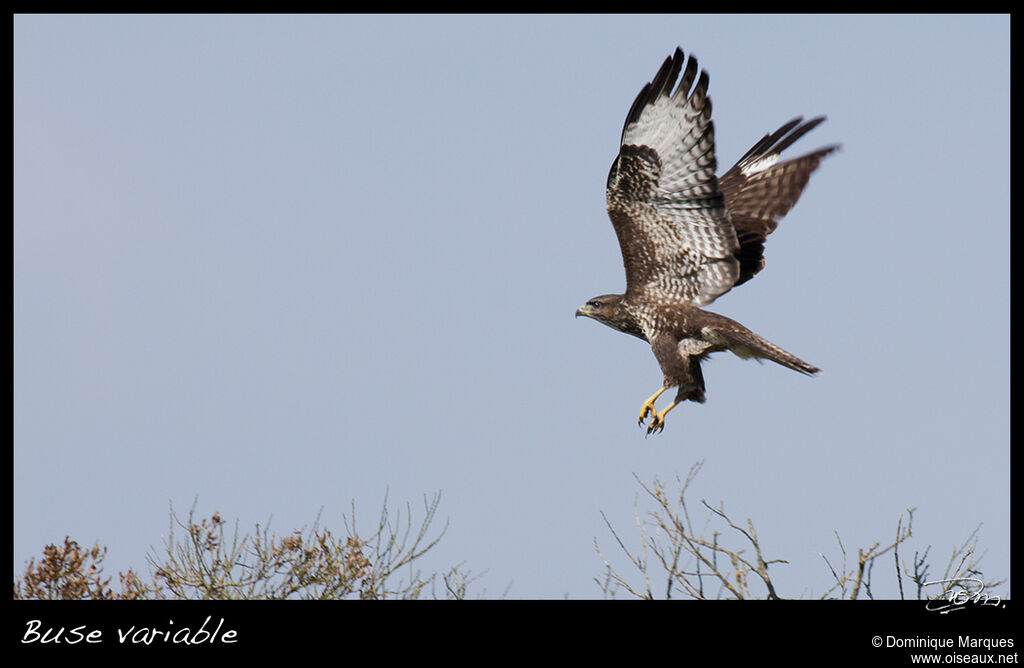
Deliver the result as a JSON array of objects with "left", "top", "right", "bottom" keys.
[{"left": 576, "top": 47, "right": 837, "bottom": 435}]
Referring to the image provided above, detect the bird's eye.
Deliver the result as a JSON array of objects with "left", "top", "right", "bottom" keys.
[{"left": 588, "top": 301, "right": 602, "bottom": 309}]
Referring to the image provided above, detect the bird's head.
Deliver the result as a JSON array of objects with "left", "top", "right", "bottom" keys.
[
  {"left": 575, "top": 294, "right": 619, "bottom": 322},
  {"left": 576, "top": 294, "right": 645, "bottom": 339}
]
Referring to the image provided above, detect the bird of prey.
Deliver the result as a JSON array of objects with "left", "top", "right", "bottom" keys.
[{"left": 576, "top": 47, "right": 837, "bottom": 435}]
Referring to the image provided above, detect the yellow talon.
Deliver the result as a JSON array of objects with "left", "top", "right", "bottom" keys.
[
  {"left": 638, "top": 387, "right": 667, "bottom": 425},
  {"left": 646, "top": 412, "right": 665, "bottom": 435},
  {"left": 645, "top": 398, "right": 682, "bottom": 436},
  {"left": 638, "top": 393, "right": 679, "bottom": 436}
]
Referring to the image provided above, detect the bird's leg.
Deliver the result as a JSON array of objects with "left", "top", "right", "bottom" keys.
[
  {"left": 638, "top": 386, "right": 667, "bottom": 427},
  {"left": 646, "top": 381, "right": 702, "bottom": 435},
  {"left": 646, "top": 397, "right": 683, "bottom": 435}
]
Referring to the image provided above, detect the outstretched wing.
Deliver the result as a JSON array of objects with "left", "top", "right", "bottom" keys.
[
  {"left": 605, "top": 48, "right": 739, "bottom": 307},
  {"left": 719, "top": 117, "right": 839, "bottom": 287}
]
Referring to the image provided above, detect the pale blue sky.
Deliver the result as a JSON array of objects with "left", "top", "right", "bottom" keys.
[{"left": 14, "top": 14, "right": 1009, "bottom": 599}]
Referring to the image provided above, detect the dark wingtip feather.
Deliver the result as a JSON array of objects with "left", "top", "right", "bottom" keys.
[
  {"left": 736, "top": 117, "right": 804, "bottom": 164},
  {"left": 620, "top": 48, "right": 699, "bottom": 144},
  {"left": 771, "top": 116, "right": 828, "bottom": 156}
]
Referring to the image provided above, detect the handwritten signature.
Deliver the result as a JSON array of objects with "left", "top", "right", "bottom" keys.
[{"left": 923, "top": 577, "right": 1002, "bottom": 613}]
